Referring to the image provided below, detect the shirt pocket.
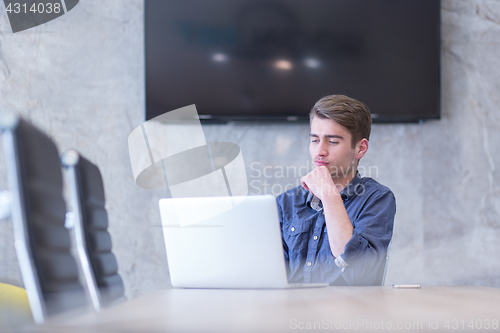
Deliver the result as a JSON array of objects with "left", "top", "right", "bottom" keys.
[
  {"left": 283, "top": 220, "right": 312, "bottom": 256},
  {"left": 284, "top": 221, "right": 310, "bottom": 236}
]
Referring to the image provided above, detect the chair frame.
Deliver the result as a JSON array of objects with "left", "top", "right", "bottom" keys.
[
  {"left": 379, "top": 241, "right": 391, "bottom": 286},
  {"left": 61, "top": 149, "right": 102, "bottom": 312},
  {"left": 1, "top": 114, "right": 46, "bottom": 323}
]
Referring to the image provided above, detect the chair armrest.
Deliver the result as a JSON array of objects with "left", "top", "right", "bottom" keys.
[{"left": 65, "top": 212, "right": 75, "bottom": 229}]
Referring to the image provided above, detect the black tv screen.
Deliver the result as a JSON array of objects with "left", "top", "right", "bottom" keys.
[{"left": 145, "top": 0, "right": 440, "bottom": 123}]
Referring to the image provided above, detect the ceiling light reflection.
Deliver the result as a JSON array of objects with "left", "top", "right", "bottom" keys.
[
  {"left": 304, "top": 58, "right": 320, "bottom": 68},
  {"left": 275, "top": 60, "right": 293, "bottom": 70},
  {"left": 212, "top": 53, "right": 228, "bottom": 62}
]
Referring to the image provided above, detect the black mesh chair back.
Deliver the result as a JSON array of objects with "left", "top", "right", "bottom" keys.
[
  {"left": 0, "top": 113, "right": 86, "bottom": 323},
  {"left": 61, "top": 150, "right": 125, "bottom": 310}
]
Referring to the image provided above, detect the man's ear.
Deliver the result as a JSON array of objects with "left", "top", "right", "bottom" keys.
[{"left": 355, "top": 139, "right": 369, "bottom": 160}]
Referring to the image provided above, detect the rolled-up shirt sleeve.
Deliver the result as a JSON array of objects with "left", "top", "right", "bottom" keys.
[{"left": 338, "top": 190, "right": 396, "bottom": 285}]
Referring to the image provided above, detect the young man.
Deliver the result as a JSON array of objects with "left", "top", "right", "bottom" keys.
[{"left": 276, "top": 95, "right": 396, "bottom": 286}]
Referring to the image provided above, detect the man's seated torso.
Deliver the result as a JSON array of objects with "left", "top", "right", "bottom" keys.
[{"left": 277, "top": 173, "right": 396, "bottom": 286}]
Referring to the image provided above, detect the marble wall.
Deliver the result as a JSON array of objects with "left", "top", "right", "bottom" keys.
[{"left": 0, "top": 0, "right": 499, "bottom": 299}]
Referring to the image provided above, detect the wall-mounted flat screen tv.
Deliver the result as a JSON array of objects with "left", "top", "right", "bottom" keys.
[{"left": 145, "top": 0, "right": 440, "bottom": 123}]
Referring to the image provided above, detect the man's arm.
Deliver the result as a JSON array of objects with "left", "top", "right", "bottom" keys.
[
  {"left": 322, "top": 192, "right": 353, "bottom": 258},
  {"left": 301, "top": 166, "right": 396, "bottom": 285},
  {"left": 300, "top": 166, "right": 353, "bottom": 257},
  {"left": 337, "top": 190, "right": 395, "bottom": 285}
]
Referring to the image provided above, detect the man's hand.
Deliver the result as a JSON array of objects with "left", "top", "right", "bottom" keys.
[{"left": 300, "top": 166, "right": 340, "bottom": 201}]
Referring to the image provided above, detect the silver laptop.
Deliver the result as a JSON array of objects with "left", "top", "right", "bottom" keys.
[{"left": 159, "top": 195, "right": 327, "bottom": 289}]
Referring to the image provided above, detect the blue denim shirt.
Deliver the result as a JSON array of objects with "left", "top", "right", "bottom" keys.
[{"left": 276, "top": 173, "right": 396, "bottom": 286}]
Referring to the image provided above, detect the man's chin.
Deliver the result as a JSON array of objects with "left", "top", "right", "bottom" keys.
[{"left": 329, "top": 168, "right": 356, "bottom": 179}]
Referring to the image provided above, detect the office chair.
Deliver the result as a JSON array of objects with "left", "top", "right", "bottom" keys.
[
  {"left": 0, "top": 113, "right": 87, "bottom": 324},
  {"left": 373, "top": 242, "right": 391, "bottom": 286},
  {"left": 61, "top": 150, "right": 125, "bottom": 311}
]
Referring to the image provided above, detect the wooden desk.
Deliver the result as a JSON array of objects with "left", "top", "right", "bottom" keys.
[{"left": 21, "top": 286, "right": 500, "bottom": 332}]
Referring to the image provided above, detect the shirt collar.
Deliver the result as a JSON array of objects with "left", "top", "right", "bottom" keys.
[
  {"left": 340, "top": 172, "right": 363, "bottom": 201},
  {"left": 305, "top": 172, "right": 362, "bottom": 211}
]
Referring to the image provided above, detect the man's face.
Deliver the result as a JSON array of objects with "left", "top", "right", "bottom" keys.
[{"left": 309, "top": 116, "right": 358, "bottom": 180}]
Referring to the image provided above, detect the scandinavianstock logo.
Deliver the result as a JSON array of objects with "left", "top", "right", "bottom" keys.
[
  {"left": 3, "top": 0, "right": 79, "bottom": 33},
  {"left": 128, "top": 105, "right": 249, "bottom": 227}
]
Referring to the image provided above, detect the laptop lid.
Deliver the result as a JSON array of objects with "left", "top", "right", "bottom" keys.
[{"left": 159, "top": 195, "right": 289, "bottom": 288}]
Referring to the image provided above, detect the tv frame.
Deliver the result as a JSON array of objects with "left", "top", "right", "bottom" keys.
[{"left": 144, "top": 0, "right": 441, "bottom": 124}]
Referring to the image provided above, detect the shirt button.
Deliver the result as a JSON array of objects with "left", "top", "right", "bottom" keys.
[
  {"left": 291, "top": 227, "right": 295, "bottom": 232},
  {"left": 313, "top": 236, "right": 318, "bottom": 240},
  {"left": 307, "top": 262, "right": 312, "bottom": 267}
]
